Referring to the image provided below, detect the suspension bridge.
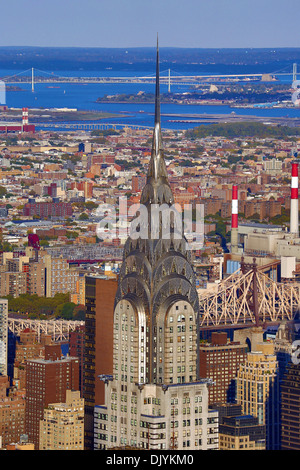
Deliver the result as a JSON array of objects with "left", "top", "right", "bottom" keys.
[{"left": 0, "top": 63, "right": 298, "bottom": 93}]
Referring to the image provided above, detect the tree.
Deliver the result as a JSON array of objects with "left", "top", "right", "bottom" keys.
[
  {"left": 79, "top": 212, "right": 89, "bottom": 221},
  {"left": 56, "top": 302, "right": 76, "bottom": 319},
  {"left": 0, "top": 186, "right": 7, "bottom": 198}
]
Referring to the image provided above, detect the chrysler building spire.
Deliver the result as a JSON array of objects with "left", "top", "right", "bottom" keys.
[
  {"left": 114, "top": 39, "right": 199, "bottom": 385},
  {"left": 140, "top": 37, "right": 174, "bottom": 207}
]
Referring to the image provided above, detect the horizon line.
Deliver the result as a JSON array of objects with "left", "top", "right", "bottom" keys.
[{"left": 1, "top": 45, "right": 300, "bottom": 50}]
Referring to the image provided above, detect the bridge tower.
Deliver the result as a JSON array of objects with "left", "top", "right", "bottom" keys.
[
  {"left": 293, "top": 63, "right": 297, "bottom": 83},
  {"left": 31, "top": 67, "right": 34, "bottom": 93}
]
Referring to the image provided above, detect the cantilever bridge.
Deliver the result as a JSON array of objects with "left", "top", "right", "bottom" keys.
[
  {"left": 198, "top": 257, "right": 300, "bottom": 330},
  {"left": 8, "top": 317, "right": 84, "bottom": 342}
]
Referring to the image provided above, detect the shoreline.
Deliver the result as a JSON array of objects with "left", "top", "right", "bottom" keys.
[{"left": 95, "top": 99, "right": 296, "bottom": 110}]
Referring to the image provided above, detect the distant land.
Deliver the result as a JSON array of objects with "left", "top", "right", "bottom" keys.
[{"left": 0, "top": 46, "right": 300, "bottom": 72}]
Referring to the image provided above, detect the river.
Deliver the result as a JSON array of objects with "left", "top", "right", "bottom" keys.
[{"left": 1, "top": 67, "right": 300, "bottom": 130}]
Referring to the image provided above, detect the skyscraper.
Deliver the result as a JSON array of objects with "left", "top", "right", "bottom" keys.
[
  {"left": 236, "top": 342, "right": 280, "bottom": 450},
  {"left": 0, "top": 299, "right": 8, "bottom": 376},
  {"left": 84, "top": 275, "right": 118, "bottom": 449},
  {"left": 94, "top": 41, "right": 218, "bottom": 451},
  {"left": 281, "top": 362, "right": 300, "bottom": 450}
]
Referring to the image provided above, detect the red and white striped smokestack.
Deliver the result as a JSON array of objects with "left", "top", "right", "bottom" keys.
[
  {"left": 231, "top": 185, "right": 238, "bottom": 229},
  {"left": 290, "top": 162, "right": 299, "bottom": 236},
  {"left": 22, "top": 107, "right": 28, "bottom": 126},
  {"left": 231, "top": 184, "right": 238, "bottom": 253}
]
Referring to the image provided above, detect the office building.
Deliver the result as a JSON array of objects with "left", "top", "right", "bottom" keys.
[
  {"left": 281, "top": 362, "right": 300, "bottom": 450},
  {"left": 219, "top": 415, "right": 265, "bottom": 450},
  {"left": 273, "top": 321, "right": 295, "bottom": 381},
  {"left": 0, "top": 299, "right": 8, "bottom": 376},
  {"left": 83, "top": 275, "right": 118, "bottom": 449},
  {"left": 236, "top": 342, "right": 280, "bottom": 450},
  {"left": 211, "top": 403, "right": 265, "bottom": 450},
  {"left": 69, "top": 324, "right": 85, "bottom": 396},
  {"left": 39, "top": 390, "right": 84, "bottom": 450},
  {"left": 94, "top": 43, "right": 219, "bottom": 451}
]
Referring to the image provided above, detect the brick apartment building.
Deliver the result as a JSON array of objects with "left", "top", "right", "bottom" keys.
[
  {"left": 70, "top": 181, "right": 94, "bottom": 198},
  {"left": 69, "top": 324, "right": 85, "bottom": 397},
  {"left": 25, "top": 345, "right": 79, "bottom": 450},
  {"left": 83, "top": 275, "right": 118, "bottom": 450},
  {"left": 199, "top": 332, "right": 247, "bottom": 405},
  {"left": 13, "top": 329, "right": 52, "bottom": 390},
  {"left": 23, "top": 201, "right": 73, "bottom": 219},
  {"left": 0, "top": 376, "right": 26, "bottom": 449}
]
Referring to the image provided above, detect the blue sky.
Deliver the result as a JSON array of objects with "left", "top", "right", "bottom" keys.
[{"left": 1, "top": 0, "right": 299, "bottom": 48}]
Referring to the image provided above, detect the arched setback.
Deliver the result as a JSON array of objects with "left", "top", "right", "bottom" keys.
[
  {"left": 113, "top": 299, "right": 146, "bottom": 385},
  {"left": 233, "top": 327, "right": 264, "bottom": 353},
  {"left": 155, "top": 300, "right": 197, "bottom": 385}
]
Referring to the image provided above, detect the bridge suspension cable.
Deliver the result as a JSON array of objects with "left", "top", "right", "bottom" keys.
[{"left": 0, "top": 63, "right": 298, "bottom": 87}]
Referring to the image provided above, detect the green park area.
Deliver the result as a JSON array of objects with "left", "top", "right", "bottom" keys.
[{"left": 6, "top": 293, "right": 86, "bottom": 320}]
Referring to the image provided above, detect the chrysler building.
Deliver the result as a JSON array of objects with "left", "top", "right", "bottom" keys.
[{"left": 94, "top": 41, "right": 218, "bottom": 450}]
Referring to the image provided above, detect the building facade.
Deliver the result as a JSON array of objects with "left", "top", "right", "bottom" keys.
[
  {"left": 43, "top": 254, "right": 79, "bottom": 297},
  {"left": 23, "top": 201, "right": 72, "bottom": 219},
  {"left": 25, "top": 348, "right": 79, "bottom": 450},
  {"left": 93, "top": 44, "right": 219, "bottom": 451},
  {"left": 13, "top": 329, "right": 52, "bottom": 390},
  {"left": 236, "top": 342, "right": 280, "bottom": 450},
  {"left": 0, "top": 376, "right": 26, "bottom": 449},
  {"left": 39, "top": 390, "right": 84, "bottom": 450},
  {"left": 281, "top": 362, "right": 300, "bottom": 450},
  {"left": 69, "top": 324, "right": 85, "bottom": 397},
  {"left": 199, "top": 332, "right": 247, "bottom": 405},
  {"left": 0, "top": 299, "right": 8, "bottom": 376},
  {"left": 212, "top": 403, "right": 266, "bottom": 450},
  {"left": 83, "top": 275, "right": 118, "bottom": 449}
]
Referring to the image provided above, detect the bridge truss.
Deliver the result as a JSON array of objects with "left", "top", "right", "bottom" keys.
[
  {"left": 198, "top": 257, "right": 300, "bottom": 329},
  {"left": 8, "top": 318, "right": 84, "bottom": 342}
]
